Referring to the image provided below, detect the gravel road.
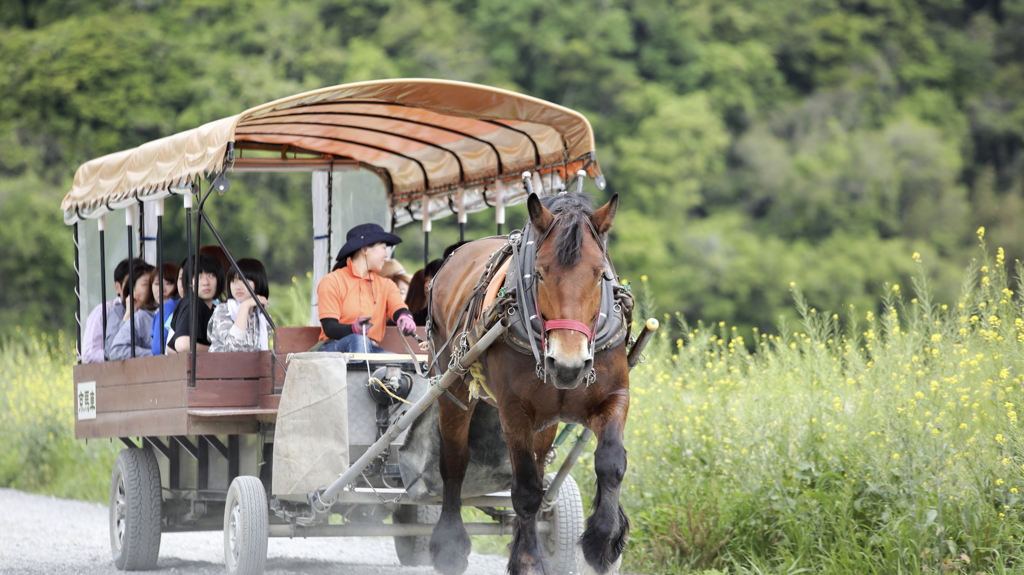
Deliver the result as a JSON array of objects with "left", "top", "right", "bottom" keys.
[{"left": 0, "top": 488, "right": 508, "bottom": 575}]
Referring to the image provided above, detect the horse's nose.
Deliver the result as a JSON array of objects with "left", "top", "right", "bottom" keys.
[{"left": 544, "top": 355, "right": 593, "bottom": 390}]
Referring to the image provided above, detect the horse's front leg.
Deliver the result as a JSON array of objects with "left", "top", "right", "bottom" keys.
[
  {"left": 579, "top": 392, "right": 630, "bottom": 575},
  {"left": 429, "top": 390, "right": 478, "bottom": 575},
  {"left": 503, "top": 412, "right": 548, "bottom": 575}
]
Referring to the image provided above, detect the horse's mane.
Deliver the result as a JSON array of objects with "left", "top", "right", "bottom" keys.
[{"left": 539, "top": 193, "right": 595, "bottom": 268}]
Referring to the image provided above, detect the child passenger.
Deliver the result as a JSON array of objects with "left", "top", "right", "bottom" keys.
[
  {"left": 167, "top": 254, "right": 224, "bottom": 354},
  {"left": 107, "top": 263, "right": 157, "bottom": 360},
  {"left": 208, "top": 258, "right": 270, "bottom": 352},
  {"left": 149, "top": 261, "right": 181, "bottom": 355}
]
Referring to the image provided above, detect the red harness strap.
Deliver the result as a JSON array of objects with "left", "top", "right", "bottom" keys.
[
  {"left": 533, "top": 299, "right": 596, "bottom": 348},
  {"left": 543, "top": 319, "right": 594, "bottom": 341}
]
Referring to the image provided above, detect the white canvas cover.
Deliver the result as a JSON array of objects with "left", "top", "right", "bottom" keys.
[
  {"left": 272, "top": 352, "right": 350, "bottom": 498},
  {"left": 61, "top": 78, "right": 603, "bottom": 225}
]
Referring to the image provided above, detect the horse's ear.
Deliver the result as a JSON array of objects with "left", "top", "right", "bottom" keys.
[
  {"left": 527, "top": 193, "right": 554, "bottom": 233},
  {"left": 591, "top": 193, "right": 619, "bottom": 235}
]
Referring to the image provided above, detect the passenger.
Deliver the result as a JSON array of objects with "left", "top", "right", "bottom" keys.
[
  {"left": 380, "top": 259, "right": 413, "bottom": 299},
  {"left": 82, "top": 258, "right": 141, "bottom": 363},
  {"left": 199, "top": 245, "right": 230, "bottom": 301},
  {"left": 107, "top": 262, "right": 157, "bottom": 360},
  {"left": 208, "top": 258, "right": 270, "bottom": 353},
  {"left": 167, "top": 254, "right": 224, "bottom": 354},
  {"left": 317, "top": 223, "right": 417, "bottom": 354},
  {"left": 407, "top": 258, "right": 444, "bottom": 326},
  {"left": 149, "top": 261, "right": 181, "bottom": 356}
]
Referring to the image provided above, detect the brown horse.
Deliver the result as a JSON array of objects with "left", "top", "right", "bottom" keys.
[{"left": 428, "top": 192, "right": 630, "bottom": 575}]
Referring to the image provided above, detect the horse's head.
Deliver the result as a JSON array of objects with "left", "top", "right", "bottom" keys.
[{"left": 527, "top": 192, "right": 619, "bottom": 390}]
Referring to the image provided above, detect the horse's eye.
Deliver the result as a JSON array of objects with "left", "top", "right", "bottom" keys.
[{"left": 534, "top": 270, "right": 544, "bottom": 282}]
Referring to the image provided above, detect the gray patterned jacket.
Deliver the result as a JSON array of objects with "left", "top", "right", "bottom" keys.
[{"left": 208, "top": 303, "right": 263, "bottom": 352}]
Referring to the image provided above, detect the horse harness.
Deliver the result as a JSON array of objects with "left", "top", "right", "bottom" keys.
[{"left": 428, "top": 216, "right": 634, "bottom": 386}]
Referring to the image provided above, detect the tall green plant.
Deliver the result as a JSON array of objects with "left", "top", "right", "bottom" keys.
[
  {"left": 0, "top": 329, "right": 117, "bottom": 501},
  {"left": 623, "top": 235, "right": 1024, "bottom": 574}
]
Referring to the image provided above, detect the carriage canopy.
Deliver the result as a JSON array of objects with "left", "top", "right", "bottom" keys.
[{"left": 60, "top": 79, "right": 603, "bottom": 225}]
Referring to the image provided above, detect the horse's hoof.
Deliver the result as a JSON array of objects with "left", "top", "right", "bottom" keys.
[
  {"left": 576, "top": 543, "right": 622, "bottom": 575},
  {"left": 430, "top": 535, "right": 470, "bottom": 575},
  {"left": 431, "top": 557, "right": 469, "bottom": 575}
]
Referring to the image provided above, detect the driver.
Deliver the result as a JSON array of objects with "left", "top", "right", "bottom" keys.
[{"left": 317, "top": 223, "right": 417, "bottom": 353}]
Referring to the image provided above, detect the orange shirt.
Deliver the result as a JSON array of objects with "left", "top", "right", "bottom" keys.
[{"left": 317, "top": 264, "right": 406, "bottom": 343}]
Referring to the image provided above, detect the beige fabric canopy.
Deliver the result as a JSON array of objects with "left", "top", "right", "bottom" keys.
[{"left": 61, "top": 79, "right": 602, "bottom": 224}]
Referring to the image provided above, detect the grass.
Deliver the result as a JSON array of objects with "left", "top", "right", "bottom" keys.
[
  {"left": 3, "top": 234, "right": 1024, "bottom": 574},
  {"left": 267, "top": 271, "right": 314, "bottom": 328},
  {"left": 620, "top": 234, "right": 1024, "bottom": 574},
  {"left": 0, "top": 328, "right": 118, "bottom": 501}
]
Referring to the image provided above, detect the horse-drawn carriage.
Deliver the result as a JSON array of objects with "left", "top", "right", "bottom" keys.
[{"left": 62, "top": 79, "right": 657, "bottom": 575}]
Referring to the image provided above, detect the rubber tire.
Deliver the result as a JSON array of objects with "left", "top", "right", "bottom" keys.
[
  {"left": 110, "top": 447, "right": 162, "bottom": 571},
  {"left": 541, "top": 473, "right": 585, "bottom": 575},
  {"left": 224, "top": 476, "right": 269, "bottom": 575},
  {"left": 392, "top": 504, "right": 441, "bottom": 566}
]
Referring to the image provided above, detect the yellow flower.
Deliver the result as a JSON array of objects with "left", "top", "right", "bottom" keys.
[
  {"left": 640, "top": 275, "right": 648, "bottom": 282},
  {"left": 912, "top": 252, "right": 921, "bottom": 262},
  {"left": 978, "top": 226, "right": 985, "bottom": 240},
  {"left": 892, "top": 284, "right": 900, "bottom": 292}
]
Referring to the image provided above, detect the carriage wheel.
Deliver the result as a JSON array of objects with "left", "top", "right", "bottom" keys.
[
  {"left": 109, "top": 447, "right": 162, "bottom": 570},
  {"left": 392, "top": 504, "right": 441, "bottom": 566},
  {"left": 224, "top": 476, "right": 269, "bottom": 575},
  {"left": 541, "top": 473, "right": 585, "bottom": 575}
]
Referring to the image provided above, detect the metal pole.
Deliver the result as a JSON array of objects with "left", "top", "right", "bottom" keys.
[
  {"left": 457, "top": 187, "right": 466, "bottom": 243},
  {"left": 532, "top": 171, "right": 546, "bottom": 195},
  {"left": 126, "top": 206, "right": 136, "bottom": 359},
  {"left": 198, "top": 209, "right": 288, "bottom": 378},
  {"left": 495, "top": 179, "right": 505, "bottom": 236},
  {"left": 191, "top": 183, "right": 212, "bottom": 376},
  {"left": 327, "top": 166, "right": 333, "bottom": 271},
  {"left": 138, "top": 200, "right": 146, "bottom": 258},
  {"left": 73, "top": 222, "right": 81, "bottom": 364},
  {"left": 267, "top": 521, "right": 545, "bottom": 538},
  {"left": 317, "top": 318, "right": 509, "bottom": 506},
  {"left": 422, "top": 197, "right": 431, "bottom": 268},
  {"left": 197, "top": 210, "right": 276, "bottom": 331},
  {"left": 184, "top": 189, "right": 195, "bottom": 384},
  {"left": 156, "top": 198, "right": 165, "bottom": 354},
  {"left": 99, "top": 215, "right": 108, "bottom": 361}
]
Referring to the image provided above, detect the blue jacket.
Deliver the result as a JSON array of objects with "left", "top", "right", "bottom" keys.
[{"left": 150, "top": 298, "right": 180, "bottom": 355}]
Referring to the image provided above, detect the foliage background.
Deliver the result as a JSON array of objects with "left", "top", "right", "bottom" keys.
[{"left": 2, "top": 0, "right": 1023, "bottom": 337}]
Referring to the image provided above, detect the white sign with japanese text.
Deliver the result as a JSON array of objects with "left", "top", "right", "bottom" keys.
[{"left": 77, "top": 381, "right": 96, "bottom": 420}]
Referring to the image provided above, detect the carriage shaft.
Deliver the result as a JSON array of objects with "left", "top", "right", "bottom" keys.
[
  {"left": 543, "top": 428, "right": 593, "bottom": 506},
  {"left": 627, "top": 318, "right": 660, "bottom": 369}
]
